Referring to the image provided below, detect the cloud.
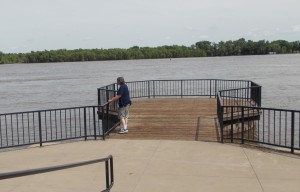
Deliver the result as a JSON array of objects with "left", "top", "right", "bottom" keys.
[
  {"left": 292, "top": 25, "right": 300, "bottom": 32},
  {"left": 246, "top": 28, "right": 261, "bottom": 37},
  {"left": 200, "top": 35, "right": 209, "bottom": 39},
  {"left": 83, "top": 37, "right": 94, "bottom": 41},
  {"left": 9, "top": 46, "right": 19, "bottom": 50}
]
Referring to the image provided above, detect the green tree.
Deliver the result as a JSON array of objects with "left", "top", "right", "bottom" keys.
[{"left": 195, "top": 41, "right": 214, "bottom": 56}]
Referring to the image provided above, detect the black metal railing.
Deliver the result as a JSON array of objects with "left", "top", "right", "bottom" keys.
[
  {"left": 219, "top": 86, "right": 261, "bottom": 108},
  {"left": 0, "top": 105, "right": 119, "bottom": 149},
  {"left": 221, "top": 105, "right": 300, "bottom": 153},
  {"left": 0, "top": 155, "right": 114, "bottom": 192},
  {"left": 7, "top": 79, "right": 300, "bottom": 154},
  {"left": 217, "top": 82, "right": 300, "bottom": 153},
  {"left": 97, "top": 79, "right": 257, "bottom": 144},
  {"left": 98, "top": 79, "right": 300, "bottom": 153},
  {"left": 0, "top": 79, "right": 254, "bottom": 150},
  {"left": 97, "top": 79, "right": 252, "bottom": 105}
]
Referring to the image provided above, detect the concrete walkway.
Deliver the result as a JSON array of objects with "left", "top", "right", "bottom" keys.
[{"left": 1, "top": 140, "right": 300, "bottom": 192}]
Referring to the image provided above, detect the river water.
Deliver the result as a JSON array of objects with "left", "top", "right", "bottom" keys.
[{"left": 0, "top": 54, "right": 300, "bottom": 114}]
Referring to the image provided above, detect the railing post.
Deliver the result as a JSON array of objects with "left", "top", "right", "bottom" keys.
[
  {"left": 38, "top": 112, "right": 43, "bottom": 147},
  {"left": 291, "top": 112, "right": 295, "bottom": 153},
  {"left": 97, "top": 88, "right": 101, "bottom": 106},
  {"left": 210, "top": 80, "right": 212, "bottom": 98},
  {"left": 110, "top": 156, "right": 114, "bottom": 185},
  {"left": 258, "top": 86, "right": 262, "bottom": 107},
  {"left": 101, "top": 106, "right": 105, "bottom": 140},
  {"left": 106, "top": 105, "right": 109, "bottom": 135},
  {"left": 241, "top": 107, "right": 245, "bottom": 144},
  {"left": 247, "top": 86, "right": 249, "bottom": 103},
  {"left": 230, "top": 106, "right": 234, "bottom": 143},
  {"left": 148, "top": 81, "right": 151, "bottom": 98},
  {"left": 93, "top": 107, "right": 97, "bottom": 140},
  {"left": 84, "top": 108, "right": 87, "bottom": 140},
  {"left": 236, "top": 90, "right": 239, "bottom": 106},
  {"left": 220, "top": 106, "right": 224, "bottom": 143},
  {"left": 106, "top": 86, "right": 110, "bottom": 102},
  {"left": 181, "top": 80, "right": 183, "bottom": 98},
  {"left": 215, "top": 80, "right": 217, "bottom": 98},
  {"left": 153, "top": 81, "right": 155, "bottom": 98},
  {"left": 105, "top": 160, "right": 109, "bottom": 189}
]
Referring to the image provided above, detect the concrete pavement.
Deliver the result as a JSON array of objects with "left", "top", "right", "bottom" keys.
[{"left": 1, "top": 139, "right": 300, "bottom": 192}]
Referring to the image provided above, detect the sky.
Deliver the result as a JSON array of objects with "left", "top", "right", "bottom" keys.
[{"left": 1, "top": 0, "right": 300, "bottom": 53}]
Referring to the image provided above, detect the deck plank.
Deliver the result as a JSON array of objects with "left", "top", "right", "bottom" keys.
[{"left": 107, "top": 98, "right": 220, "bottom": 141}]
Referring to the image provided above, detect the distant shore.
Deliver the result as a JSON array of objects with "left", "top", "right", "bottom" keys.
[{"left": 1, "top": 38, "right": 299, "bottom": 64}]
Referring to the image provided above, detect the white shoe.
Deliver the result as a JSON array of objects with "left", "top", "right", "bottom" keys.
[{"left": 119, "top": 129, "right": 128, "bottom": 134}]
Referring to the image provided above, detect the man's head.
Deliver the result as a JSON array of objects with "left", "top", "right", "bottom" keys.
[{"left": 117, "top": 77, "right": 125, "bottom": 85}]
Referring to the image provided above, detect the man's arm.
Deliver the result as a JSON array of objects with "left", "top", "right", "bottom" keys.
[{"left": 108, "top": 94, "right": 121, "bottom": 103}]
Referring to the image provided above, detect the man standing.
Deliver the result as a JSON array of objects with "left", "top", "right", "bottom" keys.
[{"left": 108, "top": 77, "right": 131, "bottom": 134}]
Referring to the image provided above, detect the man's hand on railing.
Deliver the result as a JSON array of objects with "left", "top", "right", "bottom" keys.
[{"left": 108, "top": 95, "right": 121, "bottom": 103}]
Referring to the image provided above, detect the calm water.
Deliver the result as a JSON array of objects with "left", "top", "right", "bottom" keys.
[{"left": 0, "top": 54, "right": 300, "bottom": 114}]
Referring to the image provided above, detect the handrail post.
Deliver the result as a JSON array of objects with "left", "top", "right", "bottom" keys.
[
  {"left": 241, "top": 107, "right": 245, "bottom": 144},
  {"left": 258, "top": 86, "right": 262, "bottom": 107},
  {"left": 93, "top": 107, "right": 97, "bottom": 140},
  {"left": 106, "top": 105, "right": 109, "bottom": 136},
  {"left": 247, "top": 86, "right": 249, "bottom": 103},
  {"left": 84, "top": 108, "right": 87, "bottom": 140},
  {"left": 153, "top": 81, "right": 155, "bottom": 98},
  {"left": 181, "top": 80, "right": 183, "bottom": 98},
  {"left": 97, "top": 88, "right": 101, "bottom": 106},
  {"left": 105, "top": 160, "right": 109, "bottom": 189},
  {"left": 210, "top": 79, "right": 212, "bottom": 98},
  {"left": 38, "top": 112, "right": 42, "bottom": 147},
  {"left": 230, "top": 106, "right": 234, "bottom": 143},
  {"left": 291, "top": 112, "right": 295, "bottom": 153},
  {"left": 148, "top": 81, "right": 151, "bottom": 98},
  {"left": 237, "top": 90, "right": 239, "bottom": 106},
  {"left": 220, "top": 106, "right": 224, "bottom": 143},
  {"left": 110, "top": 156, "right": 114, "bottom": 186},
  {"left": 101, "top": 106, "right": 105, "bottom": 140},
  {"left": 215, "top": 80, "right": 217, "bottom": 98}
]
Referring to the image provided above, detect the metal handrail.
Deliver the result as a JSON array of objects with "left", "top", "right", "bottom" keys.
[
  {"left": 98, "top": 79, "right": 300, "bottom": 153},
  {"left": 97, "top": 79, "right": 254, "bottom": 105},
  {"left": 0, "top": 79, "right": 259, "bottom": 149},
  {"left": 1, "top": 78, "right": 297, "bottom": 154},
  {"left": 0, "top": 155, "right": 114, "bottom": 192}
]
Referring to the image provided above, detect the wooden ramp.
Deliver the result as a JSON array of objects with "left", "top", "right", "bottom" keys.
[{"left": 106, "top": 98, "right": 220, "bottom": 141}]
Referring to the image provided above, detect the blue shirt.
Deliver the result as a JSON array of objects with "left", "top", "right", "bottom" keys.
[{"left": 117, "top": 84, "right": 131, "bottom": 107}]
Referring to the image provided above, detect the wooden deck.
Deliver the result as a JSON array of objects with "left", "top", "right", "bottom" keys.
[{"left": 107, "top": 98, "right": 220, "bottom": 141}]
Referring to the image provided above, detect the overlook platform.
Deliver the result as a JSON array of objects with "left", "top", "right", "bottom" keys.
[
  {"left": 107, "top": 98, "right": 220, "bottom": 142},
  {"left": 1, "top": 79, "right": 299, "bottom": 191}
]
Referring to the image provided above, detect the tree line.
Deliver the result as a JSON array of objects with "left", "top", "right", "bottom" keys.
[{"left": 1, "top": 38, "right": 300, "bottom": 64}]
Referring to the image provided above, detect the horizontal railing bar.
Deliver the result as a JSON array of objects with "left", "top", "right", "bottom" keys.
[
  {"left": 98, "top": 88, "right": 116, "bottom": 91},
  {"left": 0, "top": 155, "right": 113, "bottom": 180},
  {"left": 127, "top": 79, "right": 251, "bottom": 83},
  {"left": 0, "top": 105, "right": 106, "bottom": 116},
  {"left": 219, "top": 86, "right": 261, "bottom": 92},
  {"left": 97, "top": 79, "right": 252, "bottom": 90},
  {"left": 222, "top": 105, "right": 300, "bottom": 113}
]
